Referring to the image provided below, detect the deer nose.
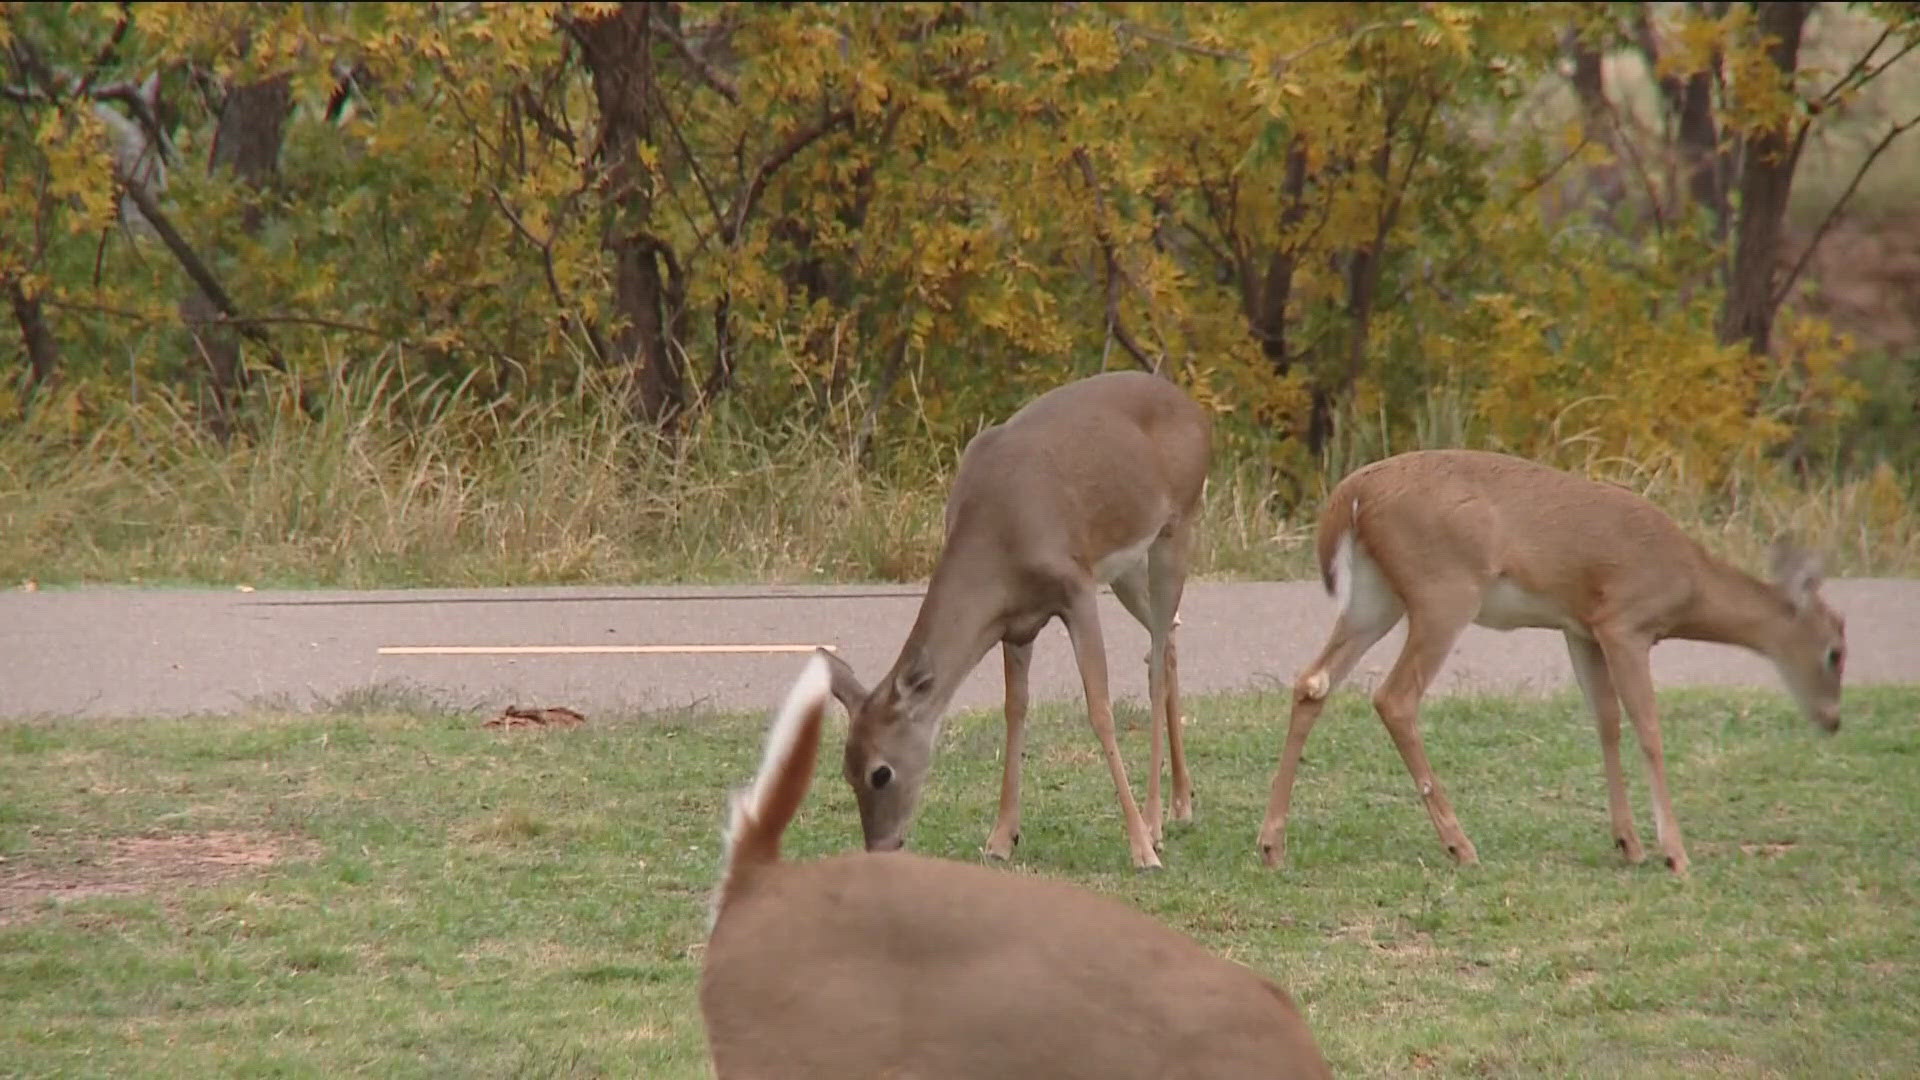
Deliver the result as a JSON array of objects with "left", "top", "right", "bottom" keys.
[{"left": 868, "top": 836, "right": 905, "bottom": 853}]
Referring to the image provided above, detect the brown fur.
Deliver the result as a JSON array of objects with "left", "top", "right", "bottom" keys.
[
  {"left": 703, "top": 655, "right": 1332, "bottom": 1080},
  {"left": 1261, "top": 449, "right": 1846, "bottom": 876},
  {"left": 824, "top": 370, "right": 1213, "bottom": 869}
]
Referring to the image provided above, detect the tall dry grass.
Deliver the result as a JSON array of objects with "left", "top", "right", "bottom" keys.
[{"left": 0, "top": 362, "right": 1912, "bottom": 589}]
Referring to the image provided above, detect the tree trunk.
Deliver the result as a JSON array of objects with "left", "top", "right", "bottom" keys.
[
  {"left": 185, "top": 73, "right": 291, "bottom": 438},
  {"left": 1558, "top": 22, "right": 1629, "bottom": 227},
  {"left": 1718, "top": 1, "right": 1811, "bottom": 354},
  {"left": 1252, "top": 138, "right": 1309, "bottom": 381},
  {"left": 8, "top": 280, "right": 61, "bottom": 399},
  {"left": 1633, "top": 2, "right": 1730, "bottom": 234},
  {"left": 572, "top": 2, "right": 687, "bottom": 428}
]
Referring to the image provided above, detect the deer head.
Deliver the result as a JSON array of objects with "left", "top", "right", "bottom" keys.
[
  {"left": 1767, "top": 539, "right": 1846, "bottom": 734},
  {"left": 820, "top": 648, "right": 944, "bottom": 854}
]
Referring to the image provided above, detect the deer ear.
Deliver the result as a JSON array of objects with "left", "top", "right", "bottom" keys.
[
  {"left": 1770, "top": 538, "right": 1825, "bottom": 612},
  {"left": 816, "top": 648, "right": 869, "bottom": 715}
]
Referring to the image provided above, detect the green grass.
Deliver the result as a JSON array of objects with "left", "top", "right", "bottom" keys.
[{"left": 2, "top": 682, "right": 1916, "bottom": 1078}]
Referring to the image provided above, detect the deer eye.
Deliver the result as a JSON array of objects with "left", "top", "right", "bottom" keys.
[
  {"left": 1826, "top": 647, "right": 1844, "bottom": 673},
  {"left": 869, "top": 764, "right": 893, "bottom": 790}
]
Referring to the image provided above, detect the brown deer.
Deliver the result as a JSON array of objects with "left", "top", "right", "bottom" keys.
[
  {"left": 701, "top": 651, "right": 1334, "bottom": 1080},
  {"left": 1257, "top": 449, "right": 1846, "bottom": 876},
  {"left": 822, "top": 370, "right": 1212, "bottom": 870}
]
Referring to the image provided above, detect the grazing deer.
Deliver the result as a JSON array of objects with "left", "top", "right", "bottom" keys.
[
  {"left": 1256, "top": 449, "right": 1846, "bottom": 876},
  {"left": 822, "top": 370, "right": 1212, "bottom": 870},
  {"left": 701, "top": 651, "right": 1334, "bottom": 1080}
]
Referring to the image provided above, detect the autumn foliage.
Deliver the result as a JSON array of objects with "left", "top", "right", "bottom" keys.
[{"left": 2, "top": 3, "right": 1916, "bottom": 574}]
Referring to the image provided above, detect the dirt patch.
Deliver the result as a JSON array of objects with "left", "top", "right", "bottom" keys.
[
  {"left": 483, "top": 705, "right": 587, "bottom": 730},
  {"left": 0, "top": 831, "right": 313, "bottom": 925}
]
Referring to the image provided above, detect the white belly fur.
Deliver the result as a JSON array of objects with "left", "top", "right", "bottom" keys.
[
  {"left": 1093, "top": 531, "right": 1156, "bottom": 586},
  {"left": 1339, "top": 533, "right": 1577, "bottom": 634},
  {"left": 1475, "top": 578, "right": 1578, "bottom": 632}
]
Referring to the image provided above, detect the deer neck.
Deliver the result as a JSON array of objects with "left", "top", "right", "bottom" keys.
[
  {"left": 894, "top": 553, "right": 1009, "bottom": 720},
  {"left": 1670, "top": 553, "right": 1794, "bottom": 660}
]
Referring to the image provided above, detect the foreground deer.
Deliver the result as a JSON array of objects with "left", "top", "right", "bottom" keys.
[
  {"left": 823, "top": 370, "right": 1211, "bottom": 869},
  {"left": 702, "top": 652, "right": 1333, "bottom": 1079},
  {"left": 1257, "top": 449, "right": 1846, "bottom": 876}
]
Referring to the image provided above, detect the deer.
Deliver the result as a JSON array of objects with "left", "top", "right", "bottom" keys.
[
  {"left": 821, "top": 369, "right": 1212, "bottom": 870},
  {"left": 701, "top": 651, "right": 1334, "bottom": 1080},
  {"left": 1256, "top": 448, "right": 1847, "bottom": 877}
]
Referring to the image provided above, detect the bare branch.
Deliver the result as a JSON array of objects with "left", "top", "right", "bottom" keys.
[
  {"left": 71, "top": 2, "right": 132, "bottom": 101},
  {"left": 726, "top": 107, "right": 854, "bottom": 242},
  {"left": 1072, "top": 147, "right": 1157, "bottom": 373},
  {"left": 649, "top": 10, "right": 740, "bottom": 105},
  {"left": 1773, "top": 109, "right": 1920, "bottom": 308},
  {"left": 112, "top": 167, "right": 287, "bottom": 372},
  {"left": 1812, "top": 20, "right": 1912, "bottom": 108},
  {"left": 654, "top": 85, "right": 728, "bottom": 240}
]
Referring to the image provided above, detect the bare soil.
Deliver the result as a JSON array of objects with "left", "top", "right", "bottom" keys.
[{"left": 0, "top": 831, "right": 314, "bottom": 925}]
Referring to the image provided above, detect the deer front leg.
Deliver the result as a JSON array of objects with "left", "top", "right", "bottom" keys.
[
  {"left": 985, "top": 639, "right": 1033, "bottom": 861},
  {"left": 1064, "top": 590, "right": 1161, "bottom": 871},
  {"left": 1564, "top": 631, "right": 1645, "bottom": 865},
  {"left": 1596, "top": 629, "right": 1689, "bottom": 875}
]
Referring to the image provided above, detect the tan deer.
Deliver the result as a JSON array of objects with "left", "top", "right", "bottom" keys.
[
  {"left": 701, "top": 651, "right": 1334, "bottom": 1080},
  {"left": 822, "top": 370, "right": 1211, "bottom": 870},
  {"left": 1257, "top": 449, "right": 1847, "bottom": 876}
]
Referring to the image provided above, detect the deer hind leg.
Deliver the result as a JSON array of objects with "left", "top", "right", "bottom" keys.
[
  {"left": 1064, "top": 586, "right": 1161, "bottom": 871},
  {"left": 1111, "top": 566, "right": 1167, "bottom": 849},
  {"left": 985, "top": 638, "right": 1034, "bottom": 861},
  {"left": 1564, "top": 631, "right": 1645, "bottom": 865},
  {"left": 1371, "top": 586, "right": 1481, "bottom": 866},
  {"left": 1594, "top": 628, "right": 1689, "bottom": 875},
  {"left": 1150, "top": 524, "right": 1196, "bottom": 825},
  {"left": 1258, "top": 575, "right": 1403, "bottom": 868}
]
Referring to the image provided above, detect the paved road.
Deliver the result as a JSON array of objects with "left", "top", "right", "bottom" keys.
[{"left": 4, "top": 579, "right": 1915, "bottom": 721}]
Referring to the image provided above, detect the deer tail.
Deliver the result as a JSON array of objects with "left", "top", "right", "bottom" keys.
[
  {"left": 1315, "top": 490, "right": 1360, "bottom": 599},
  {"left": 711, "top": 649, "right": 832, "bottom": 922}
]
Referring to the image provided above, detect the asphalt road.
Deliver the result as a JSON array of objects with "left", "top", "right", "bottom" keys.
[{"left": 3, "top": 579, "right": 1914, "bottom": 722}]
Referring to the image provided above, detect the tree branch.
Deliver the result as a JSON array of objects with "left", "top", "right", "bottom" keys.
[
  {"left": 726, "top": 107, "right": 854, "bottom": 242},
  {"left": 649, "top": 9, "right": 740, "bottom": 105},
  {"left": 1072, "top": 147, "right": 1157, "bottom": 373},
  {"left": 1813, "top": 21, "right": 1913, "bottom": 109},
  {"left": 112, "top": 167, "right": 282, "bottom": 372},
  {"left": 1773, "top": 109, "right": 1920, "bottom": 308}
]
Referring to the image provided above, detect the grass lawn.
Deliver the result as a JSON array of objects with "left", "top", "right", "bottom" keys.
[{"left": 2, "top": 681, "right": 1916, "bottom": 1078}]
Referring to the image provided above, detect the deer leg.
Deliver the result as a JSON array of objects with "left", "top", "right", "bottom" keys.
[
  {"left": 1150, "top": 526, "right": 1195, "bottom": 825},
  {"left": 1595, "top": 629, "right": 1689, "bottom": 875},
  {"left": 1064, "top": 588, "right": 1161, "bottom": 871},
  {"left": 1258, "top": 588, "right": 1402, "bottom": 867},
  {"left": 985, "top": 639, "right": 1034, "bottom": 861},
  {"left": 1113, "top": 566, "right": 1166, "bottom": 848},
  {"left": 1372, "top": 600, "right": 1479, "bottom": 866},
  {"left": 1564, "top": 631, "right": 1645, "bottom": 865}
]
